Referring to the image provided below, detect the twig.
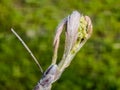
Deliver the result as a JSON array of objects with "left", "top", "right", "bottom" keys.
[{"left": 33, "top": 11, "right": 93, "bottom": 90}]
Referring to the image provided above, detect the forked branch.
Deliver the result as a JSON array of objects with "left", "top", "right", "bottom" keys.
[{"left": 11, "top": 10, "right": 93, "bottom": 90}]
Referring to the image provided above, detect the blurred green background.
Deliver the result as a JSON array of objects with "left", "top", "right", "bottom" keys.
[{"left": 0, "top": 0, "right": 120, "bottom": 90}]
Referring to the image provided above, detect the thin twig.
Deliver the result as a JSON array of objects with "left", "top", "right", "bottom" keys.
[{"left": 11, "top": 28, "right": 43, "bottom": 73}]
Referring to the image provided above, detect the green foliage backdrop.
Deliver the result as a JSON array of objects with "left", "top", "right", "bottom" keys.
[{"left": 0, "top": 0, "right": 120, "bottom": 90}]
